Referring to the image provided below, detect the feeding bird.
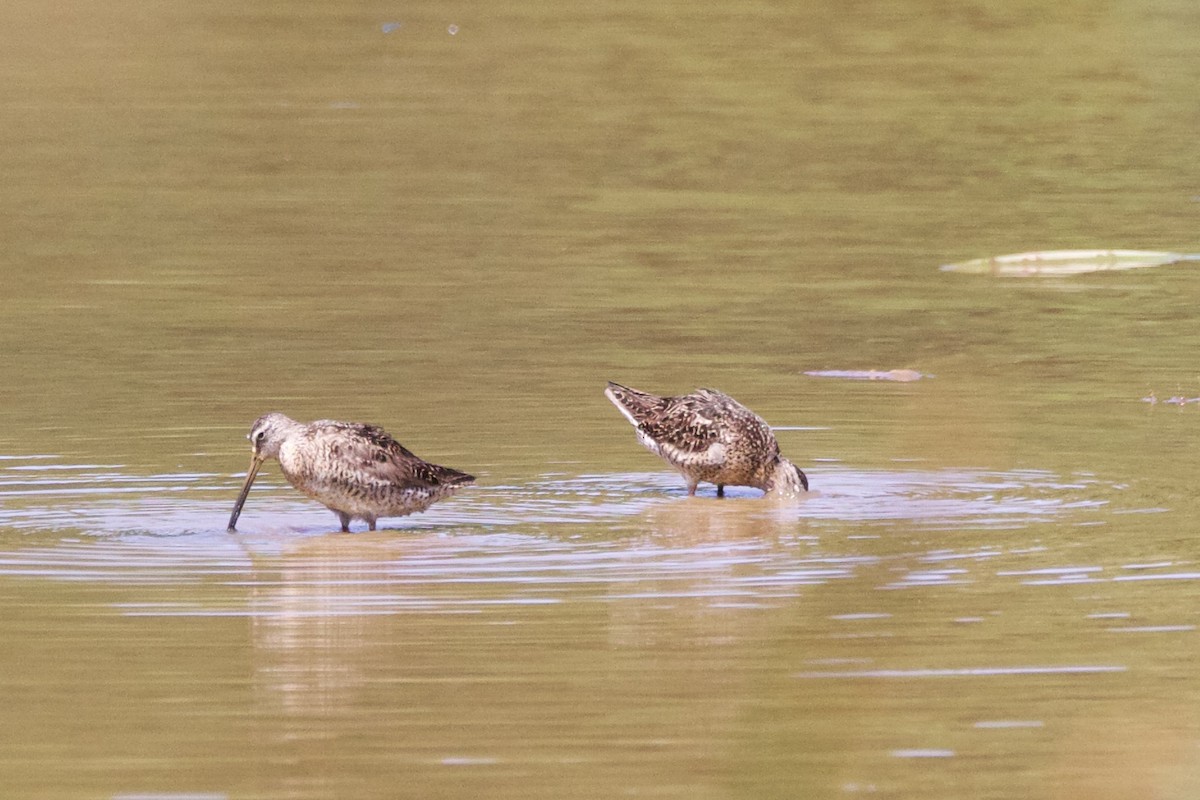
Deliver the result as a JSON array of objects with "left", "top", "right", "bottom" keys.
[
  {"left": 227, "top": 412, "right": 474, "bottom": 532},
  {"left": 604, "top": 382, "right": 808, "bottom": 498}
]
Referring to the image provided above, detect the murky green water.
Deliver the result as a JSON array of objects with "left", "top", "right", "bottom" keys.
[{"left": 4, "top": 0, "right": 1200, "bottom": 797}]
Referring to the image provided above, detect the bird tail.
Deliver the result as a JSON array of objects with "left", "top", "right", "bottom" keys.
[
  {"left": 446, "top": 468, "right": 476, "bottom": 486},
  {"left": 604, "top": 381, "right": 662, "bottom": 426},
  {"left": 426, "top": 463, "right": 476, "bottom": 486}
]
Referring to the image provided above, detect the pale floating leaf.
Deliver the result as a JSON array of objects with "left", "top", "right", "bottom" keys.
[
  {"left": 804, "top": 369, "right": 928, "bottom": 382},
  {"left": 940, "top": 249, "right": 1200, "bottom": 277}
]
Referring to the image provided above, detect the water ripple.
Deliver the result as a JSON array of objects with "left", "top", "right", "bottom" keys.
[
  {"left": 0, "top": 460, "right": 1121, "bottom": 536},
  {"left": 0, "top": 459, "right": 1142, "bottom": 610}
]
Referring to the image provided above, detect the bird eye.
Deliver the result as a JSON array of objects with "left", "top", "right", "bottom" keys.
[{"left": 255, "top": 431, "right": 267, "bottom": 443}]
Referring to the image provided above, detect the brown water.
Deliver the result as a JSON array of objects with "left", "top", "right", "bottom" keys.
[{"left": 4, "top": 0, "right": 1200, "bottom": 797}]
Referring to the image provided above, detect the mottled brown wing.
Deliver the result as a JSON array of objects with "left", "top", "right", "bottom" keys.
[
  {"left": 313, "top": 422, "right": 474, "bottom": 488},
  {"left": 683, "top": 388, "right": 780, "bottom": 460},
  {"left": 635, "top": 389, "right": 729, "bottom": 455}
]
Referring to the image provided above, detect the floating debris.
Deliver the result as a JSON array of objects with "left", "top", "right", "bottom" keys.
[
  {"left": 891, "top": 749, "right": 955, "bottom": 759},
  {"left": 941, "top": 249, "right": 1200, "bottom": 277},
  {"left": 1141, "top": 391, "right": 1200, "bottom": 406},
  {"left": 804, "top": 369, "right": 928, "bottom": 382}
]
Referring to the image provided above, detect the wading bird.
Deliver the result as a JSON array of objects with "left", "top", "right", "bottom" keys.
[
  {"left": 227, "top": 412, "right": 474, "bottom": 532},
  {"left": 604, "top": 382, "right": 808, "bottom": 498}
]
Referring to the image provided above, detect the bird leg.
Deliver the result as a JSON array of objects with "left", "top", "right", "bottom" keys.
[
  {"left": 365, "top": 516, "right": 377, "bottom": 532},
  {"left": 687, "top": 481, "right": 698, "bottom": 497},
  {"left": 335, "top": 511, "right": 351, "bottom": 533},
  {"left": 717, "top": 484, "right": 725, "bottom": 498}
]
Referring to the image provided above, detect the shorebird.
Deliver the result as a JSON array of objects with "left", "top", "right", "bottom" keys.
[
  {"left": 227, "top": 412, "right": 475, "bottom": 532},
  {"left": 604, "top": 382, "right": 808, "bottom": 498}
]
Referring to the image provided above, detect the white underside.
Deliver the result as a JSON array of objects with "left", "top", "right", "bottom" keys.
[{"left": 639, "top": 430, "right": 726, "bottom": 471}]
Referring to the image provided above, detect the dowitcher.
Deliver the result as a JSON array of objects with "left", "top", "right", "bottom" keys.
[
  {"left": 604, "top": 382, "right": 809, "bottom": 498},
  {"left": 227, "top": 412, "right": 475, "bottom": 532}
]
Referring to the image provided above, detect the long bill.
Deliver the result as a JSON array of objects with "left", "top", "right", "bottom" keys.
[{"left": 227, "top": 455, "right": 265, "bottom": 532}]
